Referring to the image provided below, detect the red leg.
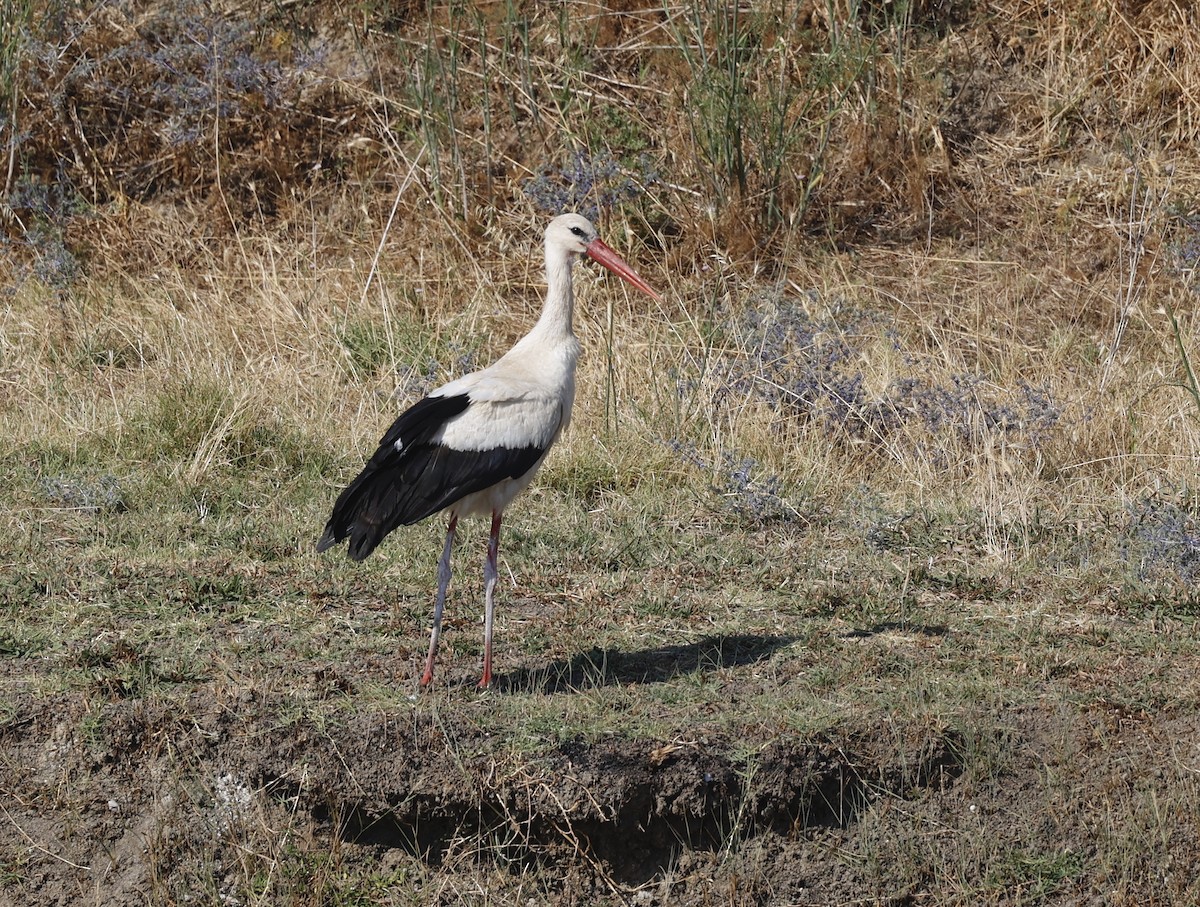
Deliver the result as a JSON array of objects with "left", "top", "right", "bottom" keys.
[
  {"left": 421, "top": 514, "right": 457, "bottom": 687},
  {"left": 479, "top": 510, "right": 502, "bottom": 689}
]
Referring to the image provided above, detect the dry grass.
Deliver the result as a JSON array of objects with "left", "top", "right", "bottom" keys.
[{"left": 3, "top": 0, "right": 1200, "bottom": 904}]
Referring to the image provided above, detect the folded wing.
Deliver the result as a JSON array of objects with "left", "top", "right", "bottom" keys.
[{"left": 316, "top": 388, "right": 557, "bottom": 561}]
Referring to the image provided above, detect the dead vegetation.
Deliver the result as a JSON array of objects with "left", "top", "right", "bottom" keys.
[{"left": 3, "top": 0, "right": 1200, "bottom": 904}]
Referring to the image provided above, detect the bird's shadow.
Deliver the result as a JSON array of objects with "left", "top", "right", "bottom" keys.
[{"left": 494, "top": 633, "right": 796, "bottom": 695}]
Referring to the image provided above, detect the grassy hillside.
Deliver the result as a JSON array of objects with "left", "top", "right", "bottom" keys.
[{"left": 3, "top": 1, "right": 1200, "bottom": 904}]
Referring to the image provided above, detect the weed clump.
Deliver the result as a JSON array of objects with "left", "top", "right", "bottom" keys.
[
  {"left": 668, "top": 440, "right": 793, "bottom": 524},
  {"left": 1124, "top": 488, "right": 1200, "bottom": 588},
  {"left": 524, "top": 151, "right": 656, "bottom": 221},
  {"left": 41, "top": 1, "right": 321, "bottom": 195},
  {"left": 37, "top": 473, "right": 125, "bottom": 512},
  {"left": 727, "top": 298, "right": 1068, "bottom": 461},
  {"left": 1170, "top": 211, "right": 1200, "bottom": 285},
  {"left": 4, "top": 0, "right": 358, "bottom": 266}
]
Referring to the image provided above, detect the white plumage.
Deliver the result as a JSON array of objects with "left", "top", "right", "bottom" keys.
[{"left": 318, "top": 214, "right": 660, "bottom": 688}]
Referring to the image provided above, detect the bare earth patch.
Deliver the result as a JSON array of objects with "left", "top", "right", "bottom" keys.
[{"left": 4, "top": 635, "right": 1200, "bottom": 905}]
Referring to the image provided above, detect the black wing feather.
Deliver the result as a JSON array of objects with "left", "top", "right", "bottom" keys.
[{"left": 316, "top": 393, "right": 545, "bottom": 561}]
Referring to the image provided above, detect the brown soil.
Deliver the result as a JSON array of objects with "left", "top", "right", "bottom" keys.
[{"left": 3, "top": 682, "right": 1191, "bottom": 905}]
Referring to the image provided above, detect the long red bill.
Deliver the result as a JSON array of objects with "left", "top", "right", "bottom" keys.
[{"left": 585, "top": 238, "right": 663, "bottom": 301}]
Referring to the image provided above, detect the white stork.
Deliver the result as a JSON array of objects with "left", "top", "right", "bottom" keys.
[{"left": 317, "top": 213, "right": 661, "bottom": 688}]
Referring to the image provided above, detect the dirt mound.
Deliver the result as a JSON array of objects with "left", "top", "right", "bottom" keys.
[{"left": 1, "top": 688, "right": 965, "bottom": 905}]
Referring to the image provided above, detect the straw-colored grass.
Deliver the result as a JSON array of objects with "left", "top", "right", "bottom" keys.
[{"left": 3, "top": 0, "right": 1200, "bottom": 904}]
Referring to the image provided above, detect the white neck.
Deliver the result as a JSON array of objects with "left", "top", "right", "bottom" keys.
[{"left": 530, "top": 241, "right": 576, "bottom": 342}]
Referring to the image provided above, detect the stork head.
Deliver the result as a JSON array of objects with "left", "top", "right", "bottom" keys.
[
  {"left": 546, "top": 213, "right": 599, "bottom": 258},
  {"left": 545, "top": 213, "right": 662, "bottom": 301}
]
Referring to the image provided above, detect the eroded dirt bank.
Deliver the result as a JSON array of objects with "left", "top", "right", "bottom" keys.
[{"left": 4, "top": 687, "right": 1195, "bottom": 905}]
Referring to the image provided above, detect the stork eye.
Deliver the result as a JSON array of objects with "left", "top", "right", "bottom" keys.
[{"left": 569, "top": 226, "right": 586, "bottom": 237}]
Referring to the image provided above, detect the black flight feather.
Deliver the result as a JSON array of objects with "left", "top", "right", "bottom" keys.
[{"left": 317, "top": 393, "right": 545, "bottom": 561}]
